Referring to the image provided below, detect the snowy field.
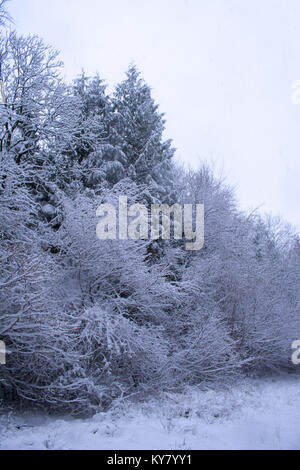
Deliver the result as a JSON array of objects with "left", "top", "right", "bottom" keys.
[{"left": 1, "top": 375, "right": 300, "bottom": 450}]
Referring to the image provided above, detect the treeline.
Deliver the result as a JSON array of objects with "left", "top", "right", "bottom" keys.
[{"left": 0, "top": 9, "right": 299, "bottom": 415}]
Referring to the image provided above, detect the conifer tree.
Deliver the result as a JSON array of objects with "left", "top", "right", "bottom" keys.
[{"left": 112, "top": 65, "right": 176, "bottom": 203}]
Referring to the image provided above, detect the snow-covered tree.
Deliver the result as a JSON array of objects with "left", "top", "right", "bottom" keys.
[{"left": 111, "top": 65, "right": 176, "bottom": 202}]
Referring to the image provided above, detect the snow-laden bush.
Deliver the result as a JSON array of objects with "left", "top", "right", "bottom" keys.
[
  {"left": 0, "top": 184, "right": 174, "bottom": 414},
  {"left": 76, "top": 306, "right": 169, "bottom": 395},
  {"left": 0, "top": 156, "right": 68, "bottom": 406},
  {"left": 169, "top": 310, "right": 240, "bottom": 384},
  {"left": 168, "top": 168, "right": 300, "bottom": 378}
]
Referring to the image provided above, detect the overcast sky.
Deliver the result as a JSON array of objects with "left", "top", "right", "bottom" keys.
[{"left": 8, "top": 0, "right": 300, "bottom": 230}]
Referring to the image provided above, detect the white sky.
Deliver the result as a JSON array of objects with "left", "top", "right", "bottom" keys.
[{"left": 8, "top": 0, "right": 300, "bottom": 230}]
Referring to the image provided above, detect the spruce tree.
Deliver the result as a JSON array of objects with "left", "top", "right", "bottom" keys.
[{"left": 112, "top": 65, "right": 176, "bottom": 203}]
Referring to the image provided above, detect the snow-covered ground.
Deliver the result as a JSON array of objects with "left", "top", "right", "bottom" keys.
[{"left": 1, "top": 375, "right": 300, "bottom": 450}]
